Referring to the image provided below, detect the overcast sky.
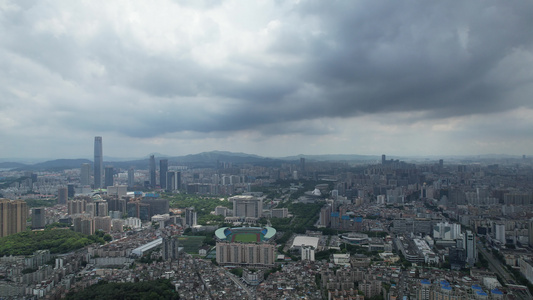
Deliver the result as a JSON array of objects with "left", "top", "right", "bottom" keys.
[{"left": 1, "top": 0, "right": 533, "bottom": 160}]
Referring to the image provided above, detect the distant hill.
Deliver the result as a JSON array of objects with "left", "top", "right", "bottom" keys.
[
  {"left": 0, "top": 162, "right": 27, "bottom": 169},
  {"left": 278, "top": 154, "right": 380, "bottom": 162},
  {"left": 14, "top": 159, "right": 92, "bottom": 171},
  {"left": 1, "top": 151, "right": 388, "bottom": 171}
]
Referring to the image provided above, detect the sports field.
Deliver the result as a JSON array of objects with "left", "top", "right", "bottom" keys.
[
  {"left": 177, "top": 236, "right": 205, "bottom": 253},
  {"left": 231, "top": 232, "right": 260, "bottom": 243}
]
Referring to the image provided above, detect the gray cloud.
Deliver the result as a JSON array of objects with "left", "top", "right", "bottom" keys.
[{"left": 1, "top": 0, "right": 533, "bottom": 157}]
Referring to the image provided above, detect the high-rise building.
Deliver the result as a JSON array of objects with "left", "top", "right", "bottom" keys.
[
  {"left": 149, "top": 155, "right": 156, "bottom": 188},
  {"left": 300, "top": 157, "right": 305, "bottom": 172},
  {"left": 159, "top": 159, "right": 168, "bottom": 189},
  {"left": 80, "top": 163, "right": 91, "bottom": 186},
  {"left": 31, "top": 207, "right": 46, "bottom": 229},
  {"left": 231, "top": 195, "right": 263, "bottom": 219},
  {"left": 67, "top": 183, "right": 75, "bottom": 198},
  {"left": 58, "top": 187, "right": 68, "bottom": 205},
  {"left": 0, "top": 199, "right": 29, "bottom": 237},
  {"left": 382, "top": 154, "right": 386, "bottom": 165},
  {"left": 162, "top": 236, "right": 181, "bottom": 261},
  {"left": 141, "top": 197, "right": 169, "bottom": 217},
  {"left": 185, "top": 207, "right": 197, "bottom": 227},
  {"left": 464, "top": 230, "right": 477, "bottom": 266},
  {"left": 167, "top": 171, "right": 181, "bottom": 191},
  {"left": 216, "top": 242, "right": 275, "bottom": 267},
  {"left": 528, "top": 218, "right": 533, "bottom": 248},
  {"left": 127, "top": 167, "right": 135, "bottom": 188},
  {"left": 494, "top": 223, "right": 506, "bottom": 244},
  {"left": 94, "top": 136, "right": 103, "bottom": 189},
  {"left": 104, "top": 166, "right": 114, "bottom": 187}
]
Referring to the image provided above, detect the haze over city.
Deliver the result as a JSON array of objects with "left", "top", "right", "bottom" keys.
[{"left": 1, "top": 0, "right": 533, "bottom": 159}]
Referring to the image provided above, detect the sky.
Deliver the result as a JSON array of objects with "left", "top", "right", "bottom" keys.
[{"left": 1, "top": 0, "right": 533, "bottom": 160}]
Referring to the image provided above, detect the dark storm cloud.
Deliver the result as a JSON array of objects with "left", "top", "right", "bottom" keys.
[{"left": 1, "top": 0, "right": 533, "bottom": 142}]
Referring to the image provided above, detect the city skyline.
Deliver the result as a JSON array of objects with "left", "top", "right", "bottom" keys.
[{"left": 1, "top": 1, "right": 533, "bottom": 159}]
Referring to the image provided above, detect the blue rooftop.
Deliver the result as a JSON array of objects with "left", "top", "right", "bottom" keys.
[
  {"left": 421, "top": 279, "right": 431, "bottom": 285},
  {"left": 491, "top": 289, "right": 503, "bottom": 295}
]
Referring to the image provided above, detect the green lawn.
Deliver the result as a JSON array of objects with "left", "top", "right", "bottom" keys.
[
  {"left": 177, "top": 236, "right": 205, "bottom": 253},
  {"left": 232, "top": 233, "right": 259, "bottom": 243}
]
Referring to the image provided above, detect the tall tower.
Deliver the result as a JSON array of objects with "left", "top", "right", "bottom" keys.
[
  {"left": 94, "top": 137, "right": 103, "bottom": 189},
  {"left": 128, "top": 167, "right": 135, "bottom": 188},
  {"left": 58, "top": 187, "right": 68, "bottom": 205},
  {"left": 149, "top": 155, "right": 156, "bottom": 188},
  {"left": 464, "top": 230, "right": 477, "bottom": 266},
  {"left": 160, "top": 159, "right": 168, "bottom": 189},
  {"left": 104, "top": 166, "right": 114, "bottom": 187},
  {"left": 80, "top": 163, "right": 91, "bottom": 186}
]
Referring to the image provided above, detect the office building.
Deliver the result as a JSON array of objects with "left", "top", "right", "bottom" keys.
[
  {"left": 301, "top": 246, "right": 315, "bottom": 261},
  {"left": 58, "top": 187, "right": 68, "bottom": 205},
  {"left": 300, "top": 157, "right": 305, "bottom": 172},
  {"left": 464, "top": 230, "right": 477, "bottom": 266},
  {"left": 159, "top": 159, "right": 168, "bottom": 189},
  {"left": 494, "top": 223, "right": 506, "bottom": 244},
  {"left": 271, "top": 208, "right": 288, "bottom": 218},
  {"left": 80, "top": 163, "right": 91, "bottom": 186},
  {"left": 167, "top": 171, "right": 181, "bottom": 191},
  {"left": 94, "top": 136, "right": 103, "bottom": 189},
  {"left": 141, "top": 197, "right": 169, "bottom": 217},
  {"left": 215, "top": 206, "right": 228, "bottom": 217},
  {"left": 185, "top": 207, "right": 197, "bottom": 227},
  {"left": 0, "top": 199, "right": 28, "bottom": 237},
  {"left": 31, "top": 207, "right": 46, "bottom": 229},
  {"left": 127, "top": 167, "right": 135, "bottom": 188},
  {"left": 162, "top": 236, "right": 181, "bottom": 261},
  {"left": 104, "top": 166, "right": 114, "bottom": 187},
  {"left": 433, "top": 222, "right": 461, "bottom": 240},
  {"left": 231, "top": 195, "right": 263, "bottom": 219},
  {"left": 67, "top": 183, "right": 75, "bottom": 198},
  {"left": 149, "top": 155, "right": 156, "bottom": 188}
]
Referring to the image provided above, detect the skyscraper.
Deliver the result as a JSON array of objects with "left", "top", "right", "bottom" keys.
[
  {"left": 0, "top": 199, "right": 28, "bottom": 237},
  {"left": 160, "top": 159, "right": 168, "bottom": 189},
  {"left": 149, "top": 155, "right": 156, "bottom": 188},
  {"left": 104, "top": 166, "right": 114, "bottom": 187},
  {"left": 128, "top": 167, "right": 135, "bottom": 188},
  {"left": 80, "top": 163, "right": 91, "bottom": 186},
  {"left": 58, "top": 187, "right": 68, "bottom": 205},
  {"left": 94, "top": 136, "right": 103, "bottom": 189},
  {"left": 32, "top": 207, "right": 46, "bottom": 229},
  {"left": 464, "top": 230, "right": 477, "bottom": 266},
  {"left": 167, "top": 171, "right": 181, "bottom": 191}
]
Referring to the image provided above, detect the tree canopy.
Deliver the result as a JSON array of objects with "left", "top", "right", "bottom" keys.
[{"left": 0, "top": 229, "right": 105, "bottom": 256}]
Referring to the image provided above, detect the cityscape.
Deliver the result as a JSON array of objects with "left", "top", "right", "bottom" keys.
[
  {"left": 1, "top": 136, "right": 533, "bottom": 299},
  {"left": 1, "top": 1, "right": 533, "bottom": 300}
]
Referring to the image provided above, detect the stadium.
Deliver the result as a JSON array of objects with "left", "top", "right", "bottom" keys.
[{"left": 215, "top": 226, "right": 276, "bottom": 243}]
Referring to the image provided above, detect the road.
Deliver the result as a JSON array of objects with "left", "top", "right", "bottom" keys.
[
  {"left": 478, "top": 243, "right": 513, "bottom": 284},
  {"left": 226, "top": 271, "right": 254, "bottom": 300}
]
